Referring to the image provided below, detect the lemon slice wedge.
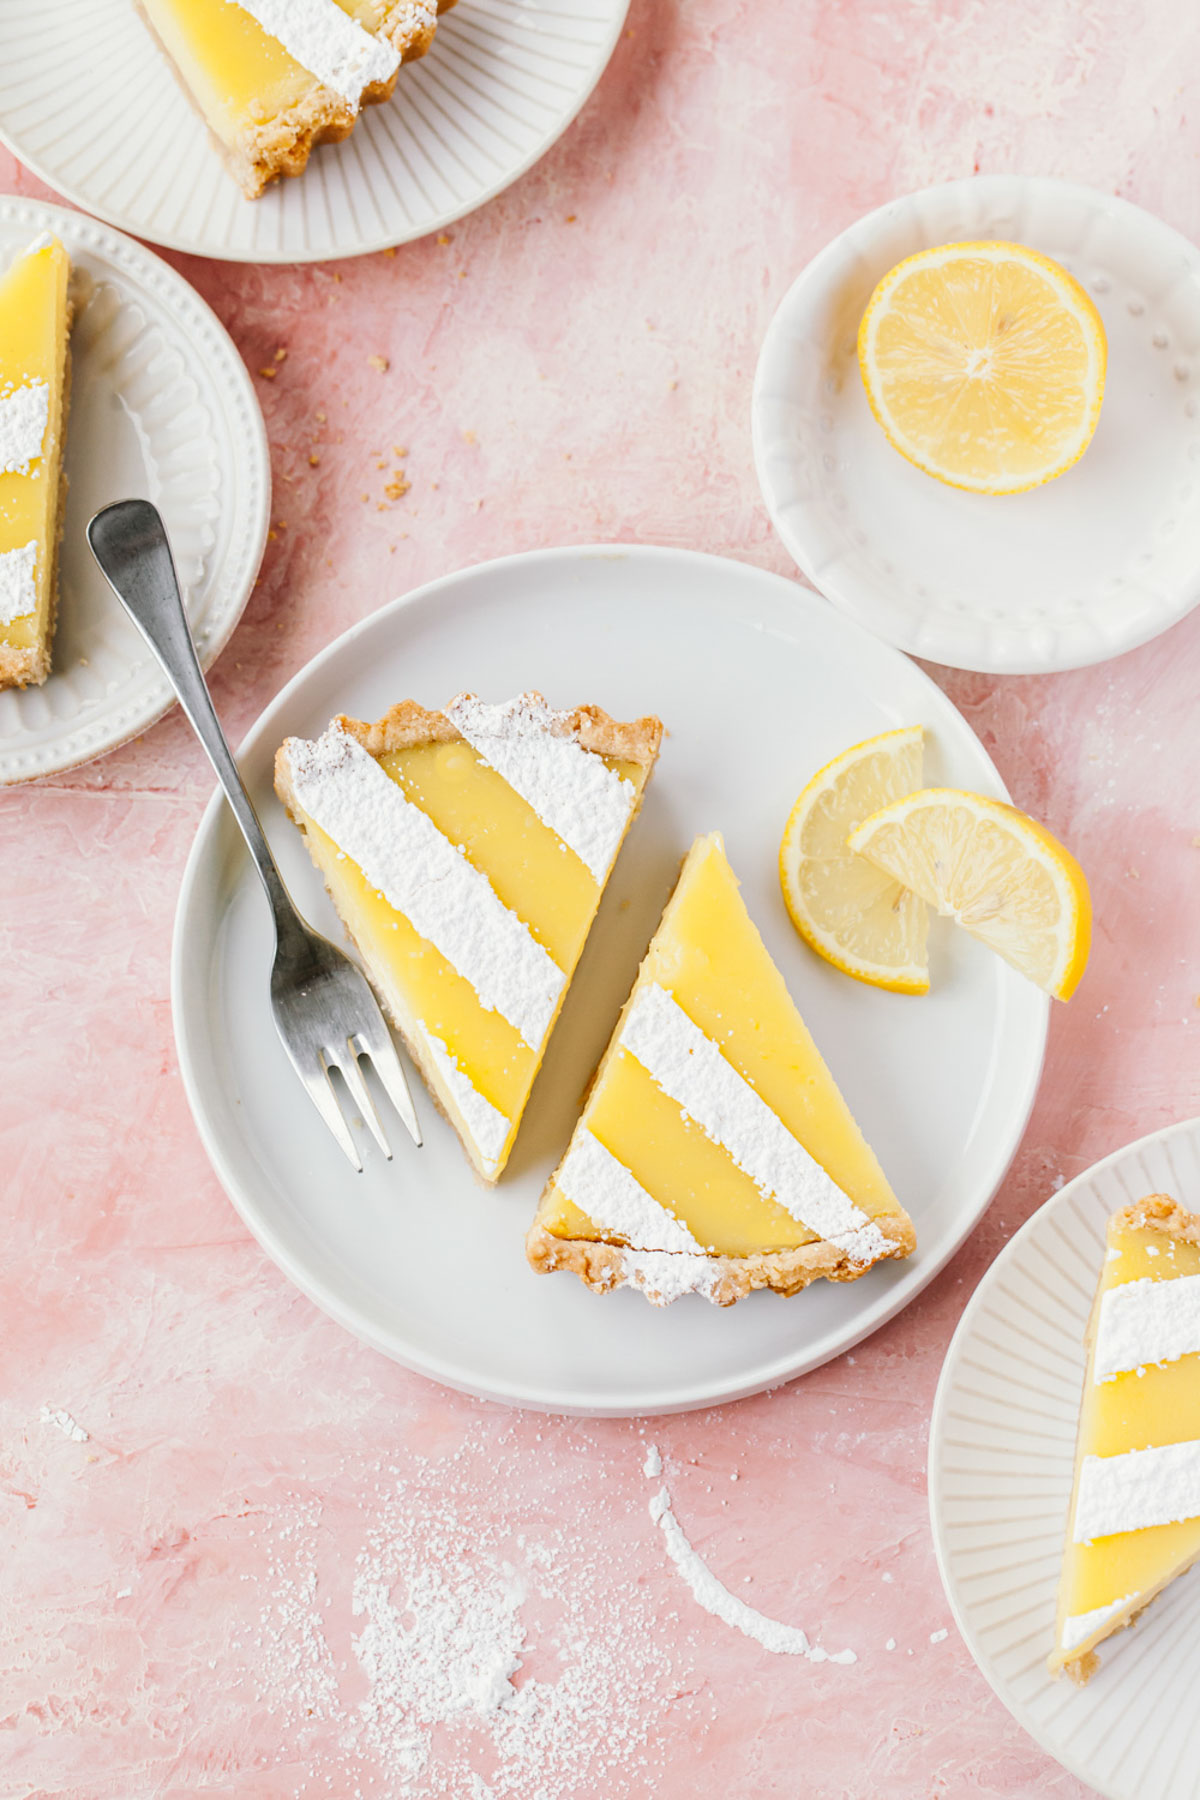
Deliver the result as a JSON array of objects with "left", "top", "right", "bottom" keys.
[
  {"left": 779, "top": 726, "right": 929, "bottom": 994},
  {"left": 858, "top": 241, "right": 1106, "bottom": 495},
  {"left": 849, "top": 788, "right": 1091, "bottom": 1000}
]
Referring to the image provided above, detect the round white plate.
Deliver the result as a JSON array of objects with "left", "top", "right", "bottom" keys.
[
  {"left": 0, "top": 198, "right": 269, "bottom": 785},
  {"left": 929, "top": 1115, "right": 1200, "bottom": 1800},
  {"left": 0, "top": 0, "right": 629, "bottom": 263},
  {"left": 753, "top": 175, "right": 1200, "bottom": 675},
  {"left": 172, "top": 545, "right": 1049, "bottom": 1415}
]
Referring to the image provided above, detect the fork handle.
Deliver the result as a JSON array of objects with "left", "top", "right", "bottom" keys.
[{"left": 88, "top": 499, "right": 299, "bottom": 944}]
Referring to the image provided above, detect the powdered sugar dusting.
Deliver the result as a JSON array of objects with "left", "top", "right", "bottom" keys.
[
  {"left": 1061, "top": 1592, "right": 1138, "bottom": 1655},
  {"left": 232, "top": 0, "right": 403, "bottom": 104},
  {"left": 0, "top": 379, "right": 49, "bottom": 475},
  {"left": 419, "top": 1028, "right": 510, "bottom": 1176},
  {"left": 646, "top": 1468, "right": 857, "bottom": 1664},
  {"left": 283, "top": 724, "right": 564, "bottom": 1049},
  {"left": 1094, "top": 1271, "right": 1200, "bottom": 1381},
  {"left": 39, "top": 1404, "right": 88, "bottom": 1443},
  {"left": 1075, "top": 1438, "right": 1200, "bottom": 1540},
  {"left": 0, "top": 541, "right": 38, "bottom": 625},
  {"left": 444, "top": 692, "right": 639, "bottom": 883},
  {"left": 621, "top": 984, "right": 888, "bottom": 1259},
  {"left": 556, "top": 1129, "right": 704, "bottom": 1253},
  {"left": 620, "top": 1247, "right": 725, "bottom": 1306}
]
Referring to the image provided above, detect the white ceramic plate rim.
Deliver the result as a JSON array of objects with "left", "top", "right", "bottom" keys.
[
  {"left": 0, "top": 196, "right": 271, "bottom": 783},
  {"left": 926, "top": 1113, "right": 1200, "bottom": 1795},
  {"left": 0, "top": 3, "right": 631, "bottom": 264},
  {"left": 752, "top": 174, "right": 1200, "bottom": 676},
  {"left": 171, "top": 543, "right": 1049, "bottom": 1414}
]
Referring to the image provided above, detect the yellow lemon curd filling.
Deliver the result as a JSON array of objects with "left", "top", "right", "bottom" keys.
[
  {"left": 0, "top": 236, "right": 70, "bottom": 670},
  {"left": 539, "top": 833, "right": 903, "bottom": 1257},
  {"left": 292, "top": 738, "right": 647, "bottom": 1154}
]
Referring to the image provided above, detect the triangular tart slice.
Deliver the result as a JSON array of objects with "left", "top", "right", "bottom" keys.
[
  {"left": 1051, "top": 1194, "right": 1200, "bottom": 1681},
  {"left": 527, "top": 832, "right": 915, "bottom": 1306},
  {"left": 275, "top": 693, "right": 662, "bottom": 1182},
  {"left": 0, "top": 234, "right": 72, "bottom": 691},
  {"left": 140, "top": 0, "right": 445, "bottom": 198}
]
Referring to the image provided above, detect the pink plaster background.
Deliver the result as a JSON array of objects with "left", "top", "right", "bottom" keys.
[{"left": 4, "top": 0, "right": 1200, "bottom": 1794}]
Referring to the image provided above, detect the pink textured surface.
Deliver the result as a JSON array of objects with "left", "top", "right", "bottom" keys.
[{"left": 3, "top": 1, "right": 1200, "bottom": 1794}]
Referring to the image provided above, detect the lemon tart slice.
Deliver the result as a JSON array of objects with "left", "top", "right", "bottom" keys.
[
  {"left": 527, "top": 832, "right": 915, "bottom": 1306},
  {"left": 275, "top": 693, "right": 662, "bottom": 1181},
  {"left": 140, "top": 0, "right": 444, "bottom": 198},
  {"left": 0, "top": 234, "right": 72, "bottom": 692},
  {"left": 1051, "top": 1194, "right": 1200, "bottom": 1681}
]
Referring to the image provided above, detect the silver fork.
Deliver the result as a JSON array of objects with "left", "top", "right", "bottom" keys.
[{"left": 88, "top": 497, "right": 421, "bottom": 1171}]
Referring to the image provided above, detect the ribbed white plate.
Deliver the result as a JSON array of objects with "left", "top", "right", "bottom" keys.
[
  {"left": 173, "top": 545, "right": 1048, "bottom": 1415},
  {"left": 0, "top": 198, "right": 269, "bottom": 785},
  {"left": 0, "top": 0, "right": 629, "bottom": 263},
  {"left": 753, "top": 176, "right": 1200, "bottom": 674},
  {"left": 929, "top": 1115, "right": 1200, "bottom": 1800}
]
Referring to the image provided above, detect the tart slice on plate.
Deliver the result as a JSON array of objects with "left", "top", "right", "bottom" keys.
[
  {"left": 140, "top": 0, "right": 447, "bottom": 198},
  {"left": 1051, "top": 1194, "right": 1200, "bottom": 1682},
  {"left": 0, "top": 234, "right": 73, "bottom": 691},
  {"left": 275, "top": 692, "right": 662, "bottom": 1182},
  {"left": 527, "top": 831, "right": 915, "bottom": 1306}
]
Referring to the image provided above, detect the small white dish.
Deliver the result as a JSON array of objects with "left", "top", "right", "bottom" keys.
[
  {"left": 753, "top": 175, "right": 1200, "bottom": 674},
  {"left": 172, "top": 544, "right": 1048, "bottom": 1416},
  {"left": 0, "top": 0, "right": 629, "bottom": 264},
  {"left": 0, "top": 198, "right": 269, "bottom": 786},
  {"left": 929, "top": 1114, "right": 1200, "bottom": 1800}
]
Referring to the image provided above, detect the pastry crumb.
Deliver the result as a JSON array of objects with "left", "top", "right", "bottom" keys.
[{"left": 368, "top": 353, "right": 389, "bottom": 372}]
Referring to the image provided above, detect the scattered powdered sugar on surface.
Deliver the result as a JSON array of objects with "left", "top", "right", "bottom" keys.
[
  {"left": 929, "top": 1628, "right": 948, "bottom": 1644},
  {"left": 235, "top": 1432, "right": 694, "bottom": 1796},
  {"left": 443, "top": 692, "right": 638, "bottom": 883},
  {"left": 643, "top": 1444, "right": 663, "bottom": 1479},
  {"left": 232, "top": 0, "right": 403, "bottom": 103},
  {"left": 39, "top": 1404, "right": 88, "bottom": 1443},
  {"left": 0, "top": 540, "right": 38, "bottom": 625},
  {"left": 0, "top": 378, "right": 49, "bottom": 475},
  {"left": 643, "top": 1454, "right": 857, "bottom": 1665}
]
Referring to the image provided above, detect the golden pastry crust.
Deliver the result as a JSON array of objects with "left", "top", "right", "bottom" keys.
[
  {"left": 525, "top": 1211, "right": 916, "bottom": 1307},
  {"left": 1109, "top": 1192, "right": 1200, "bottom": 1244},
  {"left": 0, "top": 309, "right": 72, "bottom": 692},
  {"left": 335, "top": 694, "right": 665, "bottom": 766}
]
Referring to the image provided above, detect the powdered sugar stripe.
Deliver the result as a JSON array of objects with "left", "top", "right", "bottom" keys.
[
  {"left": 0, "top": 541, "right": 38, "bottom": 625},
  {"left": 1074, "top": 1439, "right": 1200, "bottom": 1541},
  {"left": 419, "top": 1028, "right": 510, "bottom": 1178},
  {"left": 0, "top": 379, "right": 49, "bottom": 475},
  {"left": 443, "top": 693, "right": 639, "bottom": 884},
  {"left": 1061, "top": 1593, "right": 1138, "bottom": 1655},
  {"left": 620, "top": 984, "right": 886, "bottom": 1257},
  {"left": 647, "top": 1480, "right": 857, "bottom": 1663},
  {"left": 284, "top": 725, "right": 564, "bottom": 1049},
  {"left": 620, "top": 1250, "right": 725, "bottom": 1306},
  {"left": 231, "top": 0, "right": 403, "bottom": 104},
  {"left": 556, "top": 1130, "right": 703, "bottom": 1254},
  {"left": 1095, "top": 1273, "right": 1200, "bottom": 1381}
]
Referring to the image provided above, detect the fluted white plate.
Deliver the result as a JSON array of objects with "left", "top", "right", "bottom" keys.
[
  {"left": 0, "top": 0, "right": 629, "bottom": 263},
  {"left": 753, "top": 176, "right": 1200, "bottom": 674},
  {"left": 173, "top": 545, "right": 1049, "bottom": 1415},
  {"left": 0, "top": 199, "right": 269, "bottom": 785},
  {"left": 929, "top": 1114, "right": 1200, "bottom": 1800}
]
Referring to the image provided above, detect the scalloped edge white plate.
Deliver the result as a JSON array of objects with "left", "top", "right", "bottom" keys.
[
  {"left": 753, "top": 176, "right": 1200, "bottom": 674},
  {"left": 0, "top": 197, "right": 270, "bottom": 784},
  {"left": 929, "top": 1114, "right": 1200, "bottom": 1800},
  {"left": 0, "top": 0, "right": 630, "bottom": 264},
  {"left": 172, "top": 544, "right": 1048, "bottom": 1415}
]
